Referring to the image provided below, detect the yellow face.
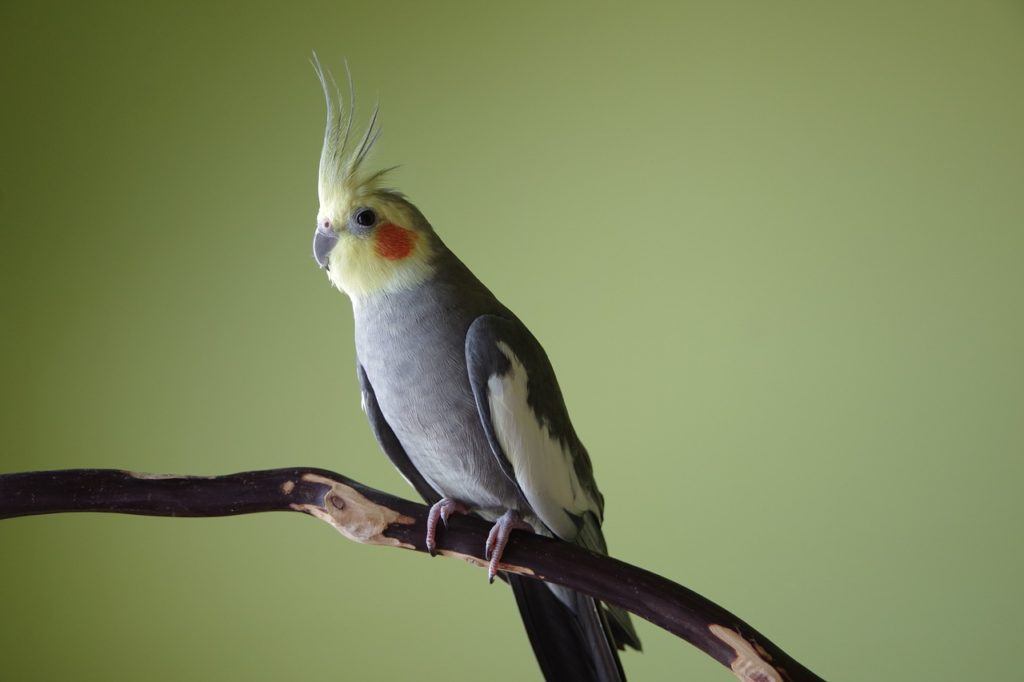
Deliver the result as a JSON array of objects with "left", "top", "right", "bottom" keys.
[
  {"left": 311, "top": 59, "right": 437, "bottom": 302},
  {"left": 315, "top": 189, "right": 436, "bottom": 302}
]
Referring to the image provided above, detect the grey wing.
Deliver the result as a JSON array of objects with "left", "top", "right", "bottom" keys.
[
  {"left": 464, "top": 314, "right": 604, "bottom": 541},
  {"left": 465, "top": 314, "right": 641, "bottom": 655},
  {"left": 357, "top": 363, "right": 441, "bottom": 505}
]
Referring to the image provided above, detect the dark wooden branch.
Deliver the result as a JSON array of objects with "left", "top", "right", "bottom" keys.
[{"left": 0, "top": 468, "right": 825, "bottom": 682}]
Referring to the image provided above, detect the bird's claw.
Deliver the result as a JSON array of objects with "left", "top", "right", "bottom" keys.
[
  {"left": 484, "top": 510, "right": 532, "bottom": 583},
  {"left": 425, "top": 498, "right": 469, "bottom": 556}
]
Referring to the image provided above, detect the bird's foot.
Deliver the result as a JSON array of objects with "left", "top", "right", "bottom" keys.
[
  {"left": 484, "top": 510, "right": 532, "bottom": 583},
  {"left": 425, "top": 498, "right": 470, "bottom": 556}
]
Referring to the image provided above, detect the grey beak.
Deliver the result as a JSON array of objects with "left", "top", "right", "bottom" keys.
[{"left": 313, "top": 226, "right": 339, "bottom": 269}]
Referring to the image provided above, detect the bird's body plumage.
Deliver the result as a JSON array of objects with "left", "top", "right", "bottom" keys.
[
  {"left": 310, "top": 59, "right": 639, "bottom": 680},
  {"left": 354, "top": 246, "right": 528, "bottom": 521}
]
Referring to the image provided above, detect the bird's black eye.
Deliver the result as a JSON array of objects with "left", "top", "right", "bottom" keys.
[{"left": 354, "top": 208, "right": 377, "bottom": 227}]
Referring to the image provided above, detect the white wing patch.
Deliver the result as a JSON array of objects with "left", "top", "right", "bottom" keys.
[{"left": 486, "top": 341, "right": 599, "bottom": 541}]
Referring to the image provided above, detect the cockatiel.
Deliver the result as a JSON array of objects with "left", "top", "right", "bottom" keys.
[{"left": 310, "top": 60, "right": 641, "bottom": 681}]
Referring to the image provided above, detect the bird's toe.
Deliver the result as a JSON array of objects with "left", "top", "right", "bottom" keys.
[
  {"left": 425, "top": 498, "right": 468, "bottom": 556},
  {"left": 484, "top": 510, "right": 532, "bottom": 583}
]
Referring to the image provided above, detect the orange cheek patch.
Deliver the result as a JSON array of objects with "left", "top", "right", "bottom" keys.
[{"left": 374, "top": 223, "right": 417, "bottom": 260}]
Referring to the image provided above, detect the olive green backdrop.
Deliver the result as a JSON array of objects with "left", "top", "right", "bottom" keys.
[{"left": 2, "top": 1, "right": 1022, "bottom": 680}]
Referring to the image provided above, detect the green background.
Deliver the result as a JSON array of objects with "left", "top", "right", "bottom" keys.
[{"left": 2, "top": 1, "right": 1022, "bottom": 680}]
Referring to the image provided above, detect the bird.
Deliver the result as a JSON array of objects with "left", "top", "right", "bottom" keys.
[{"left": 309, "top": 58, "right": 641, "bottom": 681}]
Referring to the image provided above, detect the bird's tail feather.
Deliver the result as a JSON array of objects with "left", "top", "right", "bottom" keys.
[
  {"left": 508, "top": 574, "right": 627, "bottom": 682},
  {"left": 605, "top": 602, "right": 642, "bottom": 651},
  {"left": 572, "top": 511, "right": 642, "bottom": 652}
]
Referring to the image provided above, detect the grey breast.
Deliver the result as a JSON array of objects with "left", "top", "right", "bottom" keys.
[{"left": 353, "top": 259, "right": 527, "bottom": 516}]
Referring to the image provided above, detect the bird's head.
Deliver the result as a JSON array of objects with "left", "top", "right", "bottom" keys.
[{"left": 311, "top": 58, "right": 436, "bottom": 301}]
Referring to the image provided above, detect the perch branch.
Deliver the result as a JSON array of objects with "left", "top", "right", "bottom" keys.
[{"left": 0, "top": 468, "right": 825, "bottom": 682}]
